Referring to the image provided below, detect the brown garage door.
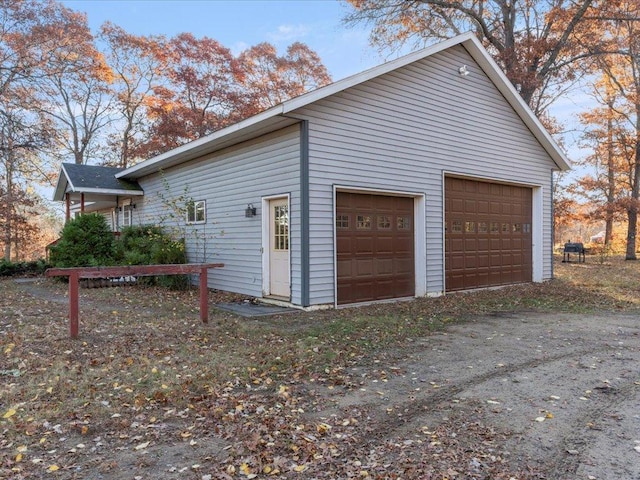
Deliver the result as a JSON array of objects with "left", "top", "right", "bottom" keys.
[
  {"left": 445, "top": 177, "right": 532, "bottom": 291},
  {"left": 336, "top": 192, "right": 414, "bottom": 304}
]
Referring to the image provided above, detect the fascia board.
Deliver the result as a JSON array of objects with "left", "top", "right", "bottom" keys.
[
  {"left": 53, "top": 164, "right": 73, "bottom": 201},
  {"left": 116, "top": 105, "right": 286, "bottom": 179}
]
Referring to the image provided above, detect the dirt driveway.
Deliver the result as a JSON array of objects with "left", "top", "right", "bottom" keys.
[
  {"left": 3, "top": 275, "right": 640, "bottom": 479},
  {"left": 324, "top": 310, "right": 640, "bottom": 479}
]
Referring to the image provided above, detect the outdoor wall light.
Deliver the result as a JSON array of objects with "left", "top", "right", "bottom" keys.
[
  {"left": 458, "top": 65, "right": 469, "bottom": 76},
  {"left": 245, "top": 203, "right": 257, "bottom": 217}
]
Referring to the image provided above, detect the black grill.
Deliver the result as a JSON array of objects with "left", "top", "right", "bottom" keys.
[{"left": 562, "top": 242, "right": 586, "bottom": 263}]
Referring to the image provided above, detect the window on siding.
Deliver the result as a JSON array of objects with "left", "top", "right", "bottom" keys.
[{"left": 187, "top": 200, "right": 206, "bottom": 224}]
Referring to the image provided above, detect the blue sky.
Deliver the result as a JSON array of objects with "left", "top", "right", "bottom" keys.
[
  {"left": 58, "top": 0, "right": 588, "bottom": 166},
  {"left": 61, "top": 0, "right": 386, "bottom": 82}
]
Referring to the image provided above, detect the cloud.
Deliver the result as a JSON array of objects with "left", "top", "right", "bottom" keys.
[
  {"left": 229, "top": 41, "right": 250, "bottom": 56},
  {"left": 266, "top": 24, "right": 311, "bottom": 43}
]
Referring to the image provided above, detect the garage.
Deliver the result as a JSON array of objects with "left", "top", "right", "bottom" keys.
[
  {"left": 445, "top": 177, "right": 532, "bottom": 291},
  {"left": 336, "top": 192, "right": 415, "bottom": 304}
]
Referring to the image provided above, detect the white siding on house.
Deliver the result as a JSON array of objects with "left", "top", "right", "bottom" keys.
[
  {"left": 133, "top": 126, "right": 302, "bottom": 302},
  {"left": 293, "top": 45, "right": 557, "bottom": 304}
]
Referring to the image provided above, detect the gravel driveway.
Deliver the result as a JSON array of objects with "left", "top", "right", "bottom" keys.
[{"left": 323, "top": 311, "right": 640, "bottom": 479}]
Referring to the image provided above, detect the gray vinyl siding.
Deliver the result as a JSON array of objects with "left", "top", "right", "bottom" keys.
[
  {"left": 293, "top": 45, "right": 557, "bottom": 304},
  {"left": 133, "top": 125, "right": 301, "bottom": 302}
]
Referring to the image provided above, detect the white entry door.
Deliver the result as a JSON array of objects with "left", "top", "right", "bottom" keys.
[{"left": 268, "top": 197, "right": 290, "bottom": 298}]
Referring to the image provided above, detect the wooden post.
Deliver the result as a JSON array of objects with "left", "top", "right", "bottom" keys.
[
  {"left": 65, "top": 193, "right": 70, "bottom": 223},
  {"left": 69, "top": 271, "right": 79, "bottom": 338},
  {"left": 80, "top": 193, "right": 85, "bottom": 214},
  {"left": 200, "top": 267, "right": 208, "bottom": 323},
  {"left": 46, "top": 263, "right": 222, "bottom": 337}
]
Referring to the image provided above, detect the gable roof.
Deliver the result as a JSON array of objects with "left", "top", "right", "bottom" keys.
[
  {"left": 53, "top": 163, "right": 144, "bottom": 201},
  {"left": 117, "top": 32, "right": 570, "bottom": 180}
]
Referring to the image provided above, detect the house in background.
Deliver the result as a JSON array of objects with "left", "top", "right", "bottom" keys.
[
  {"left": 53, "top": 163, "right": 144, "bottom": 231},
  {"left": 52, "top": 32, "right": 571, "bottom": 308}
]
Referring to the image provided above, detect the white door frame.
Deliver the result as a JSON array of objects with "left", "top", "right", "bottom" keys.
[
  {"left": 261, "top": 194, "right": 291, "bottom": 298},
  {"left": 332, "top": 185, "right": 427, "bottom": 307}
]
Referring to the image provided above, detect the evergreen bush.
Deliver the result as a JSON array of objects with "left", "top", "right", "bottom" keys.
[
  {"left": 49, "top": 214, "right": 117, "bottom": 267},
  {"left": 0, "top": 259, "right": 49, "bottom": 277}
]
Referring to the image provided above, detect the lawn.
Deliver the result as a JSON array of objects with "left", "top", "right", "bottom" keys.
[{"left": 1, "top": 256, "right": 639, "bottom": 479}]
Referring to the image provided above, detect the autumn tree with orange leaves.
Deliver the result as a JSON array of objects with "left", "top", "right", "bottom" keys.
[
  {"left": 1, "top": 0, "right": 333, "bottom": 259},
  {"left": 0, "top": 0, "right": 79, "bottom": 260},
  {"left": 99, "top": 23, "right": 168, "bottom": 168},
  {"left": 575, "top": 3, "right": 640, "bottom": 259},
  {"left": 343, "top": 0, "right": 618, "bottom": 114},
  {"left": 138, "top": 36, "right": 332, "bottom": 158}
]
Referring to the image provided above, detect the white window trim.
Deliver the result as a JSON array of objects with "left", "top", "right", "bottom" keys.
[
  {"left": 122, "top": 204, "right": 133, "bottom": 228},
  {"left": 186, "top": 199, "right": 206, "bottom": 225}
]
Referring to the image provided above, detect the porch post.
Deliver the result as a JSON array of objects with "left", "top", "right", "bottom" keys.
[
  {"left": 65, "top": 193, "right": 70, "bottom": 223},
  {"left": 80, "top": 193, "right": 85, "bottom": 214}
]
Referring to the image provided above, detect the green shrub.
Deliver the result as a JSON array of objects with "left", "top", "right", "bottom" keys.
[
  {"left": 117, "top": 225, "right": 188, "bottom": 289},
  {"left": 0, "top": 259, "right": 50, "bottom": 277},
  {"left": 49, "top": 214, "right": 117, "bottom": 268}
]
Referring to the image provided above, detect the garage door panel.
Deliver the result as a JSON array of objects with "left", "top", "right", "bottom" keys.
[
  {"left": 376, "top": 236, "right": 394, "bottom": 254},
  {"left": 355, "top": 259, "right": 374, "bottom": 276},
  {"left": 450, "top": 238, "right": 464, "bottom": 252},
  {"left": 376, "top": 258, "right": 394, "bottom": 275},
  {"left": 355, "top": 237, "right": 374, "bottom": 254},
  {"left": 446, "top": 177, "right": 532, "bottom": 291},
  {"left": 337, "top": 192, "right": 415, "bottom": 304},
  {"left": 336, "top": 260, "right": 351, "bottom": 278}
]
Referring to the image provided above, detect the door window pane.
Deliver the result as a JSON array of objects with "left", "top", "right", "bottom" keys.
[{"left": 274, "top": 205, "right": 288, "bottom": 250}]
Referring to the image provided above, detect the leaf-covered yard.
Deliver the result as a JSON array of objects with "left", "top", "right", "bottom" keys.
[{"left": 2, "top": 257, "right": 640, "bottom": 479}]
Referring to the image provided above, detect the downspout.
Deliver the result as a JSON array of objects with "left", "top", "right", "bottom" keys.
[
  {"left": 550, "top": 170, "right": 555, "bottom": 279},
  {"left": 300, "top": 120, "right": 310, "bottom": 307}
]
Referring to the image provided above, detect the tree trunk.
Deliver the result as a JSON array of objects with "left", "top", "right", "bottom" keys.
[
  {"left": 626, "top": 130, "right": 640, "bottom": 260},
  {"left": 605, "top": 100, "right": 615, "bottom": 246},
  {"left": 3, "top": 145, "right": 14, "bottom": 262},
  {"left": 625, "top": 207, "right": 638, "bottom": 259}
]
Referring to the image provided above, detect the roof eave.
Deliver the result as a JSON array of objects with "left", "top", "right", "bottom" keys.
[
  {"left": 117, "top": 105, "right": 292, "bottom": 179},
  {"left": 64, "top": 187, "right": 144, "bottom": 196},
  {"left": 53, "top": 164, "right": 73, "bottom": 201}
]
